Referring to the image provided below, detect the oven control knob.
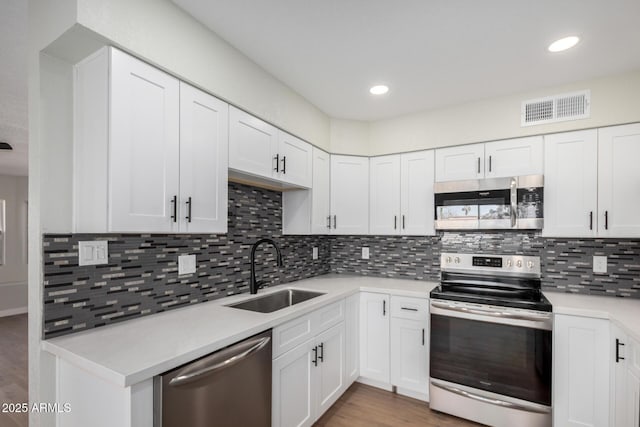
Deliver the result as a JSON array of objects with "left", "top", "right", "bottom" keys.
[
  {"left": 506, "top": 259, "right": 513, "bottom": 267},
  {"left": 527, "top": 261, "right": 534, "bottom": 269},
  {"left": 454, "top": 257, "right": 460, "bottom": 264},
  {"left": 446, "top": 256, "right": 452, "bottom": 263},
  {"left": 516, "top": 260, "right": 523, "bottom": 268}
]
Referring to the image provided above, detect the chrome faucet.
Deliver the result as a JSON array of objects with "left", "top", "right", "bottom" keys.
[{"left": 250, "top": 238, "right": 284, "bottom": 294}]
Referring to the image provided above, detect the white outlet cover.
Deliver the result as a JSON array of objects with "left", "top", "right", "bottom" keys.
[
  {"left": 593, "top": 256, "right": 607, "bottom": 274},
  {"left": 312, "top": 247, "right": 319, "bottom": 260},
  {"left": 78, "top": 241, "right": 109, "bottom": 266},
  {"left": 178, "top": 254, "right": 197, "bottom": 275},
  {"left": 362, "top": 247, "right": 370, "bottom": 260}
]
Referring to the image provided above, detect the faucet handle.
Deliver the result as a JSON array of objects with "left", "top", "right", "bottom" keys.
[{"left": 256, "top": 280, "right": 266, "bottom": 289}]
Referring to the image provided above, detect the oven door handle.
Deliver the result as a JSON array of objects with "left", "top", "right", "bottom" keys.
[
  {"left": 430, "top": 380, "right": 551, "bottom": 414},
  {"left": 430, "top": 300, "right": 552, "bottom": 330}
]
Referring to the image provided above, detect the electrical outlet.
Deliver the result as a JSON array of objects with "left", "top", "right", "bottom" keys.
[
  {"left": 78, "top": 241, "right": 109, "bottom": 266},
  {"left": 362, "top": 247, "right": 370, "bottom": 260},
  {"left": 593, "top": 256, "right": 607, "bottom": 274},
  {"left": 178, "top": 254, "right": 197, "bottom": 275},
  {"left": 312, "top": 247, "right": 319, "bottom": 260}
]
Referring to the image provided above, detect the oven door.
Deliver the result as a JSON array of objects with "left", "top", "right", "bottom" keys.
[{"left": 429, "top": 299, "right": 552, "bottom": 406}]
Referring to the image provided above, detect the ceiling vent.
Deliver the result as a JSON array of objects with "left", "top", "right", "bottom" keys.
[{"left": 521, "top": 90, "right": 590, "bottom": 127}]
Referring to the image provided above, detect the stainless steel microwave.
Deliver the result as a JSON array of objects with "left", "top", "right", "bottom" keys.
[{"left": 434, "top": 175, "right": 543, "bottom": 230}]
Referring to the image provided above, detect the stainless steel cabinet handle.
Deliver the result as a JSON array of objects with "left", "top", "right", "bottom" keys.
[
  {"left": 281, "top": 156, "right": 286, "bottom": 174},
  {"left": 401, "top": 307, "right": 418, "bottom": 311},
  {"left": 430, "top": 380, "right": 551, "bottom": 414},
  {"left": 273, "top": 154, "right": 280, "bottom": 172},
  {"left": 185, "top": 197, "right": 192, "bottom": 223},
  {"left": 169, "top": 336, "right": 270, "bottom": 387},
  {"left": 170, "top": 195, "right": 177, "bottom": 223},
  {"left": 318, "top": 343, "right": 324, "bottom": 362}
]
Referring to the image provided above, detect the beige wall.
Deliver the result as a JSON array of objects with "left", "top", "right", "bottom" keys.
[
  {"left": 0, "top": 175, "right": 28, "bottom": 315},
  {"left": 74, "top": 0, "right": 331, "bottom": 150},
  {"left": 329, "top": 118, "right": 370, "bottom": 155},
  {"left": 365, "top": 69, "right": 640, "bottom": 156}
]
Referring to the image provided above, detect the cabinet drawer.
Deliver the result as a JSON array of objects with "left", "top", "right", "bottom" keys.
[
  {"left": 390, "top": 296, "right": 428, "bottom": 321},
  {"left": 313, "top": 300, "right": 345, "bottom": 334},
  {"left": 272, "top": 312, "right": 314, "bottom": 359}
]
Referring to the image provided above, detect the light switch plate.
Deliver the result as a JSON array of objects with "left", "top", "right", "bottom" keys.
[
  {"left": 362, "top": 247, "right": 370, "bottom": 260},
  {"left": 78, "top": 241, "right": 109, "bottom": 266},
  {"left": 593, "top": 256, "right": 607, "bottom": 274},
  {"left": 178, "top": 254, "right": 197, "bottom": 275},
  {"left": 312, "top": 247, "right": 319, "bottom": 260}
]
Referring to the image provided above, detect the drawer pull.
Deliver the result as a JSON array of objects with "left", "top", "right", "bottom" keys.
[{"left": 401, "top": 307, "right": 418, "bottom": 312}]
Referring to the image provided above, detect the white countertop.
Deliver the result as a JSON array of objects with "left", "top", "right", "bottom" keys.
[
  {"left": 545, "top": 291, "right": 640, "bottom": 342},
  {"left": 42, "top": 274, "right": 437, "bottom": 387}
]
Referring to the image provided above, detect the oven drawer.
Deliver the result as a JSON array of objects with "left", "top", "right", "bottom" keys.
[{"left": 391, "top": 296, "right": 428, "bottom": 321}]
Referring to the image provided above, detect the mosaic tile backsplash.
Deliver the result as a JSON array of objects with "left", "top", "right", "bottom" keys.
[
  {"left": 43, "top": 183, "right": 329, "bottom": 338},
  {"left": 43, "top": 183, "right": 640, "bottom": 338}
]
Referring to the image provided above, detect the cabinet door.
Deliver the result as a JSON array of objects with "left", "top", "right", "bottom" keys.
[
  {"left": 626, "top": 370, "right": 640, "bottom": 427},
  {"left": 598, "top": 123, "right": 640, "bottom": 238},
  {"left": 229, "top": 106, "right": 278, "bottom": 180},
  {"left": 390, "top": 318, "right": 429, "bottom": 397},
  {"left": 278, "top": 131, "right": 313, "bottom": 188},
  {"left": 359, "top": 292, "right": 390, "bottom": 383},
  {"left": 109, "top": 48, "right": 180, "bottom": 232},
  {"left": 330, "top": 155, "right": 369, "bottom": 235},
  {"left": 272, "top": 339, "right": 317, "bottom": 427},
  {"left": 311, "top": 148, "right": 331, "bottom": 234},
  {"left": 315, "top": 323, "right": 346, "bottom": 417},
  {"left": 484, "top": 136, "right": 543, "bottom": 178},
  {"left": 611, "top": 324, "right": 630, "bottom": 427},
  {"left": 178, "top": 83, "right": 228, "bottom": 233},
  {"left": 434, "top": 143, "right": 484, "bottom": 182},
  {"left": 400, "top": 150, "right": 435, "bottom": 236},
  {"left": 554, "top": 315, "right": 610, "bottom": 427},
  {"left": 369, "top": 155, "right": 401, "bottom": 235},
  {"left": 543, "top": 130, "right": 598, "bottom": 237},
  {"left": 345, "top": 293, "right": 360, "bottom": 385}
]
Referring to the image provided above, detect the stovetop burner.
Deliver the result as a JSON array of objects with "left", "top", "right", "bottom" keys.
[{"left": 431, "top": 252, "right": 552, "bottom": 312}]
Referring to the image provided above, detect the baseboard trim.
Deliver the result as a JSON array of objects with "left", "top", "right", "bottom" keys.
[
  {"left": 396, "top": 386, "right": 429, "bottom": 402},
  {"left": 0, "top": 306, "right": 28, "bottom": 317},
  {"left": 356, "top": 376, "right": 393, "bottom": 392}
]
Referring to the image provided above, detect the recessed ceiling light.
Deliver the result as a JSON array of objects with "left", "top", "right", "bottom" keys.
[
  {"left": 369, "top": 85, "right": 389, "bottom": 95},
  {"left": 548, "top": 36, "right": 580, "bottom": 52}
]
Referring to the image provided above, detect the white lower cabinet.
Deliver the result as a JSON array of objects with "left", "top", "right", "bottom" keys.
[
  {"left": 554, "top": 314, "right": 611, "bottom": 427},
  {"left": 390, "top": 296, "right": 429, "bottom": 400},
  {"left": 273, "top": 323, "right": 345, "bottom": 427},
  {"left": 359, "top": 292, "right": 390, "bottom": 383},
  {"left": 345, "top": 293, "right": 360, "bottom": 385},
  {"left": 611, "top": 324, "right": 640, "bottom": 427}
]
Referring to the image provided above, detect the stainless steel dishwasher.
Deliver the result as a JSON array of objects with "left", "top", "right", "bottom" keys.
[{"left": 154, "top": 329, "right": 272, "bottom": 427}]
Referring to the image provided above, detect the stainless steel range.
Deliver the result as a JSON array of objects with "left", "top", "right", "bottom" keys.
[{"left": 429, "top": 253, "right": 552, "bottom": 427}]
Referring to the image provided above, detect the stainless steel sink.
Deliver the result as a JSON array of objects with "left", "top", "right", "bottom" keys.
[{"left": 227, "top": 289, "right": 325, "bottom": 313}]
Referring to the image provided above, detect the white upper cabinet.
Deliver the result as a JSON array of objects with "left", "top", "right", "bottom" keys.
[
  {"left": 597, "top": 123, "right": 640, "bottom": 238},
  {"left": 543, "top": 130, "right": 598, "bottom": 238},
  {"left": 484, "top": 136, "right": 543, "bottom": 178},
  {"left": 278, "top": 131, "right": 313, "bottom": 188},
  {"left": 311, "top": 148, "right": 331, "bottom": 234},
  {"left": 435, "top": 137, "right": 543, "bottom": 182},
  {"left": 435, "top": 143, "right": 484, "bottom": 182},
  {"left": 178, "top": 82, "right": 229, "bottom": 233},
  {"left": 229, "top": 106, "right": 279, "bottom": 181},
  {"left": 400, "top": 150, "right": 435, "bottom": 235},
  {"left": 330, "top": 155, "right": 369, "bottom": 235},
  {"left": 109, "top": 48, "right": 181, "bottom": 232},
  {"left": 229, "top": 106, "right": 312, "bottom": 188},
  {"left": 74, "top": 47, "right": 228, "bottom": 234},
  {"left": 369, "top": 155, "right": 401, "bottom": 235}
]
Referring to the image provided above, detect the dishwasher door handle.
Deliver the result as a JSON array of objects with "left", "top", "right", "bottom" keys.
[{"left": 169, "top": 336, "right": 271, "bottom": 387}]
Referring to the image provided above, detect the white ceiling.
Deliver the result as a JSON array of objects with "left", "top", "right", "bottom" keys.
[
  {"left": 0, "top": 0, "right": 28, "bottom": 176},
  {"left": 173, "top": 0, "right": 640, "bottom": 121}
]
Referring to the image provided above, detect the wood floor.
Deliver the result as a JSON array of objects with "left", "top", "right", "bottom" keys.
[
  {"left": 314, "top": 383, "right": 482, "bottom": 427},
  {"left": 0, "top": 314, "right": 28, "bottom": 427}
]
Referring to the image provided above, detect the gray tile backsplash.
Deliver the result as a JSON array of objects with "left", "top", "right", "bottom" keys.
[{"left": 43, "top": 184, "right": 640, "bottom": 338}]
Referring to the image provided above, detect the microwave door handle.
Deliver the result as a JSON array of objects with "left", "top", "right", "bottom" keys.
[{"left": 510, "top": 178, "right": 517, "bottom": 228}]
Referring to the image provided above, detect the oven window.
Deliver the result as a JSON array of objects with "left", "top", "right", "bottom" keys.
[{"left": 430, "top": 314, "right": 552, "bottom": 405}]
